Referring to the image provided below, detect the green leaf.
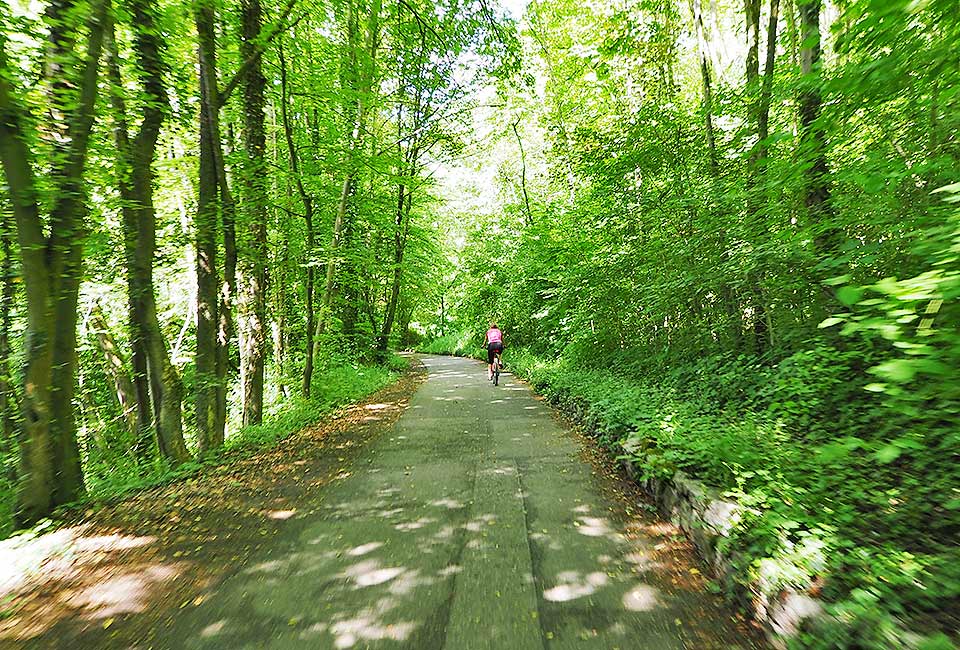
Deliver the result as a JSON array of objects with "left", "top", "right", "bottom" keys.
[
  {"left": 824, "top": 274, "right": 851, "bottom": 286},
  {"left": 836, "top": 285, "right": 864, "bottom": 306},
  {"left": 875, "top": 445, "right": 902, "bottom": 464},
  {"left": 871, "top": 359, "right": 916, "bottom": 383},
  {"left": 818, "top": 317, "right": 844, "bottom": 329},
  {"left": 931, "top": 182, "right": 960, "bottom": 195}
]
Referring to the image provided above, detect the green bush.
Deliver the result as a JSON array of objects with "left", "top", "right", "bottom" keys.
[{"left": 225, "top": 362, "right": 398, "bottom": 452}]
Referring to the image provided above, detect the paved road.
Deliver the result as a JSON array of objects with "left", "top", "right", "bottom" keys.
[{"left": 167, "top": 355, "right": 760, "bottom": 649}]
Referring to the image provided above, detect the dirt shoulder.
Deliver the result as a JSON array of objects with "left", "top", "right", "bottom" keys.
[{"left": 0, "top": 361, "right": 426, "bottom": 650}]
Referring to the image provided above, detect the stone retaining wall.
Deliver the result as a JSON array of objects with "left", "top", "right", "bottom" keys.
[{"left": 619, "top": 457, "right": 824, "bottom": 649}]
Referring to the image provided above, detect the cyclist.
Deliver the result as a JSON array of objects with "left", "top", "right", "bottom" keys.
[{"left": 485, "top": 323, "right": 504, "bottom": 381}]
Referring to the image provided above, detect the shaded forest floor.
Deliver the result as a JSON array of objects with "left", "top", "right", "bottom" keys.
[{"left": 0, "top": 361, "right": 427, "bottom": 649}]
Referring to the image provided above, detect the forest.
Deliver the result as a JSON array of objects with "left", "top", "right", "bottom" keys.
[{"left": 0, "top": 0, "right": 957, "bottom": 647}]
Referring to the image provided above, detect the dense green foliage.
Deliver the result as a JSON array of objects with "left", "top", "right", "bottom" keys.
[
  {"left": 418, "top": 0, "right": 960, "bottom": 646},
  {"left": 1, "top": 0, "right": 957, "bottom": 644}
]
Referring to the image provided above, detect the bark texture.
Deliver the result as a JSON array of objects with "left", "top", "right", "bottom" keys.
[{"left": 240, "top": 0, "right": 268, "bottom": 426}]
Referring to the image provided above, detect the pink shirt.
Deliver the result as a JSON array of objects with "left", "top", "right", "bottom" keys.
[{"left": 486, "top": 328, "right": 502, "bottom": 344}]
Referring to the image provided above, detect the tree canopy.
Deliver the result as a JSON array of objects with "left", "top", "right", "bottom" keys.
[{"left": 1, "top": 0, "right": 958, "bottom": 647}]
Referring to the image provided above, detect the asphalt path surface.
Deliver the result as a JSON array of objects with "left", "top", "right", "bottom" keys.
[{"left": 161, "top": 355, "right": 762, "bottom": 649}]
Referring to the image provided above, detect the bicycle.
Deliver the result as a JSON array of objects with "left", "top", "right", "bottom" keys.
[{"left": 491, "top": 351, "right": 502, "bottom": 386}]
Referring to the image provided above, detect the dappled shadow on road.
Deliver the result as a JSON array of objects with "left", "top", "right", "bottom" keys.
[
  {"left": 185, "top": 484, "right": 474, "bottom": 648},
  {"left": 173, "top": 459, "right": 759, "bottom": 649},
  {"left": 0, "top": 365, "right": 426, "bottom": 650}
]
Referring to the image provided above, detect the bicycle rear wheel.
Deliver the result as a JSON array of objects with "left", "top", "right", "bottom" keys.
[{"left": 493, "top": 356, "right": 500, "bottom": 386}]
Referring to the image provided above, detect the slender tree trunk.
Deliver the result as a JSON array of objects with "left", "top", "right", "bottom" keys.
[
  {"left": 313, "top": 0, "right": 361, "bottom": 352},
  {"left": 195, "top": 0, "right": 226, "bottom": 451},
  {"left": 339, "top": 219, "right": 359, "bottom": 348},
  {"left": 692, "top": 0, "right": 717, "bottom": 174},
  {"left": 0, "top": 212, "right": 17, "bottom": 484},
  {"left": 240, "top": 0, "right": 268, "bottom": 426},
  {"left": 88, "top": 306, "right": 139, "bottom": 437},
  {"left": 745, "top": 0, "right": 781, "bottom": 353},
  {"left": 745, "top": 0, "right": 761, "bottom": 125},
  {"left": 378, "top": 174, "right": 414, "bottom": 352},
  {"left": 757, "top": 0, "right": 781, "bottom": 158},
  {"left": 798, "top": 0, "right": 838, "bottom": 258},
  {"left": 313, "top": 172, "right": 353, "bottom": 345},
  {"left": 312, "top": 0, "right": 380, "bottom": 364},
  {"left": 278, "top": 40, "right": 317, "bottom": 397},
  {"left": 742, "top": 0, "right": 774, "bottom": 332},
  {"left": 511, "top": 117, "right": 533, "bottom": 226},
  {"left": 220, "top": 144, "right": 238, "bottom": 380},
  {"left": 106, "top": 33, "right": 153, "bottom": 453}
]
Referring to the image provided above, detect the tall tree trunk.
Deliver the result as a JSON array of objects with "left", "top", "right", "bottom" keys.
[
  {"left": 744, "top": 0, "right": 776, "bottom": 353},
  {"left": 692, "top": 0, "right": 717, "bottom": 174},
  {"left": 0, "top": 0, "right": 109, "bottom": 524},
  {"left": 378, "top": 174, "right": 414, "bottom": 352},
  {"left": 313, "top": 0, "right": 361, "bottom": 353},
  {"left": 313, "top": 172, "right": 353, "bottom": 344},
  {"left": 240, "top": 0, "right": 268, "bottom": 426},
  {"left": 193, "top": 0, "right": 293, "bottom": 439},
  {"left": 757, "top": 0, "right": 781, "bottom": 159},
  {"left": 798, "top": 0, "right": 839, "bottom": 258},
  {"left": 195, "top": 0, "right": 226, "bottom": 451},
  {"left": 745, "top": 0, "right": 761, "bottom": 124},
  {"left": 106, "top": 5, "right": 190, "bottom": 464},
  {"left": 312, "top": 0, "right": 380, "bottom": 365}
]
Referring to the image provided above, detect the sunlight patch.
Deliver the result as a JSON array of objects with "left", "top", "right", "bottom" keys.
[
  {"left": 576, "top": 517, "right": 613, "bottom": 537},
  {"left": 355, "top": 567, "right": 404, "bottom": 587},
  {"left": 0, "top": 527, "right": 158, "bottom": 600},
  {"left": 341, "top": 560, "right": 405, "bottom": 588},
  {"left": 73, "top": 534, "right": 157, "bottom": 553},
  {"left": 347, "top": 542, "right": 384, "bottom": 557},
  {"left": 266, "top": 509, "right": 296, "bottom": 520},
  {"left": 201, "top": 619, "right": 229, "bottom": 637},
  {"left": 330, "top": 616, "right": 416, "bottom": 648},
  {"left": 395, "top": 517, "right": 436, "bottom": 531},
  {"left": 428, "top": 498, "right": 463, "bottom": 509},
  {"left": 71, "top": 564, "right": 179, "bottom": 618},
  {"left": 622, "top": 585, "right": 660, "bottom": 611},
  {"left": 543, "top": 571, "right": 608, "bottom": 602}
]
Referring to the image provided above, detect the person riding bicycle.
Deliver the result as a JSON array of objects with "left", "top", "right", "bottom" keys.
[{"left": 485, "top": 323, "right": 504, "bottom": 381}]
